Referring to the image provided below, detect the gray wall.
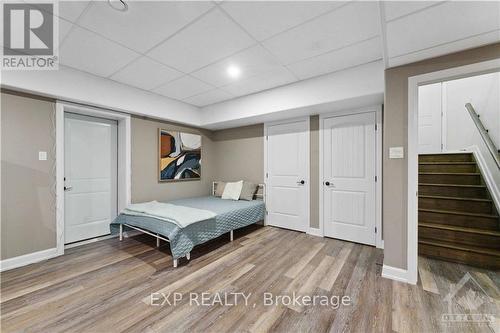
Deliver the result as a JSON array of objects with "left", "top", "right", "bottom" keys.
[
  {"left": 212, "top": 124, "right": 264, "bottom": 184},
  {"left": 383, "top": 42, "right": 500, "bottom": 270},
  {"left": 1, "top": 92, "right": 57, "bottom": 260},
  {"left": 0, "top": 96, "right": 217, "bottom": 261},
  {"left": 131, "top": 116, "right": 215, "bottom": 203}
]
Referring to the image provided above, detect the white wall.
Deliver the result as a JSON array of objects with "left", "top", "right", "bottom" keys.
[
  {"left": 418, "top": 72, "right": 500, "bottom": 151},
  {"left": 445, "top": 72, "right": 500, "bottom": 150},
  {"left": 1, "top": 62, "right": 385, "bottom": 131},
  {"left": 201, "top": 61, "right": 384, "bottom": 130},
  {"left": 0, "top": 65, "right": 202, "bottom": 127}
]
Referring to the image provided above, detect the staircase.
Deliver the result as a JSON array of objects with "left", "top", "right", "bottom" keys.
[{"left": 418, "top": 153, "right": 500, "bottom": 269}]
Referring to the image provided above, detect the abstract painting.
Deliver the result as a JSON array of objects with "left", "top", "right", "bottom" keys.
[{"left": 158, "top": 129, "right": 201, "bottom": 182}]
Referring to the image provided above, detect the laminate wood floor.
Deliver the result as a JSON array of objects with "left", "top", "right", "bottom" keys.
[{"left": 1, "top": 226, "right": 499, "bottom": 333}]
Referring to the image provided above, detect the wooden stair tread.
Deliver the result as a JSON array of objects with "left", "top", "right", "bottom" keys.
[
  {"left": 418, "top": 152, "right": 499, "bottom": 268},
  {"left": 419, "top": 239, "right": 500, "bottom": 257},
  {"left": 419, "top": 208, "right": 499, "bottom": 218},
  {"left": 419, "top": 222, "right": 500, "bottom": 236},
  {"left": 419, "top": 162, "right": 476, "bottom": 165},
  {"left": 419, "top": 153, "right": 472, "bottom": 156},
  {"left": 419, "top": 172, "right": 480, "bottom": 175},
  {"left": 418, "top": 195, "right": 492, "bottom": 202},
  {"left": 419, "top": 183, "right": 486, "bottom": 188}
]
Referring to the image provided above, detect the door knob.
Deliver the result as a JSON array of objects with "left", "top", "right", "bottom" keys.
[
  {"left": 297, "top": 180, "right": 305, "bottom": 185},
  {"left": 64, "top": 186, "right": 73, "bottom": 191}
]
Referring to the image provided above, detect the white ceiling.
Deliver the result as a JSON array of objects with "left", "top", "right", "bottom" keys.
[{"left": 20, "top": 1, "right": 500, "bottom": 107}]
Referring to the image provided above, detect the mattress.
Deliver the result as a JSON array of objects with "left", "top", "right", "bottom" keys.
[{"left": 111, "top": 196, "right": 265, "bottom": 259}]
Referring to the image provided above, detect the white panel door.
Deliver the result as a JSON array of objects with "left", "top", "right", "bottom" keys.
[
  {"left": 266, "top": 119, "right": 309, "bottom": 232},
  {"left": 323, "top": 112, "right": 376, "bottom": 245},
  {"left": 418, "top": 83, "right": 443, "bottom": 153},
  {"left": 65, "top": 113, "right": 118, "bottom": 244}
]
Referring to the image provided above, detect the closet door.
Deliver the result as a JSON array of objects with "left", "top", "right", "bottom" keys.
[
  {"left": 418, "top": 83, "right": 443, "bottom": 153},
  {"left": 64, "top": 113, "right": 118, "bottom": 244},
  {"left": 265, "top": 118, "right": 309, "bottom": 232},
  {"left": 323, "top": 112, "right": 376, "bottom": 245}
]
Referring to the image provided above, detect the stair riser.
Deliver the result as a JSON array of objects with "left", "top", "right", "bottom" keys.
[
  {"left": 419, "top": 227, "right": 500, "bottom": 249},
  {"left": 419, "top": 197, "right": 494, "bottom": 214},
  {"left": 419, "top": 164, "right": 477, "bottom": 173},
  {"left": 419, "top": 211, "right": 498, "bottom": 230},
  {"left": 419, "top": 244, "right": 500, "bottom": 269},
  {"left": 418, "top": 185, "right": 488, "bottom": 199},
  {"left": 419, "top": 154, "right": 473, "bottom": 163},
  {"left": 419, "top": 174, "right": 481, "bottom": 185}
]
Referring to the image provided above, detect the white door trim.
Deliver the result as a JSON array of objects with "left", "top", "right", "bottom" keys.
[
  {"left": 264, "top": 116, "right": 310, "bottom": 232},
  {"left": 56, "top": 101, "right": 131, "bottom": 256},
  {"left": 319, "top": 106, "right": 383, "bottom": 248},
  {"left": 406, "top": 58, "right": 500, "bottom": 285}
]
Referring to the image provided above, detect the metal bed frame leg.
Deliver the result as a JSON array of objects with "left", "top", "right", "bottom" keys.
[
  {"left": 186, "top": 252, "right": 190, "bottom": 260},
  {"left": 173, "top": 259, "right": 178, "bottom": 268},
  {"left": 156, "top": 234, "right": 160, "bottom": 247},
  {"left": 230, "top": 230, "right": 234, "bottom": 242},
  {"left": 119, "top": 224, "right": 123, "bottom": 241}
]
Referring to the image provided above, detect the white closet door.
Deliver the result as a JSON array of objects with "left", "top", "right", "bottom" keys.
[
  {"left": 265, "top": 118, "right": 309, "bottom": 232},
  {"left": 323, "top": 112, "right": 376, "bottom": 245},
  {"left": 64, "top": 113, "right": 118, "bottom": 244},
  {"left": 418, "top": 83, "right": 443, "bottom": 153}
]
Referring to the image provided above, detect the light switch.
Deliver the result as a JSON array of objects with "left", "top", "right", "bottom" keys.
[
  {"left": 38, "top": 151, "right": 47, "bottom": 161},
  {"left": 389, "top": 147, "right": 404, "bottom": 159}
]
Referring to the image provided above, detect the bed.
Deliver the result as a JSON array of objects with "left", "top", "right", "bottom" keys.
[{"left": 110, "top": 182, "right": 265, "bottom": 267}]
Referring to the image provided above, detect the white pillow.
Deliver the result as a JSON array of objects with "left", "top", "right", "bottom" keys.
[{"left": 221, "top": 181, "right": 243, "bottom": 200}]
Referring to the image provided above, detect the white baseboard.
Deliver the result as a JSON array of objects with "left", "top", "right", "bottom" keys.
[
  {"left": 0, "top": 247, "right": 59, "bottom": 272},
  {"left": 0, "top": 230, "right": 143, "bottom": 272},
  {"left": 307, "top": 228, "right": 323, "bottom": 237},
  {"left": 382, "top": 264, "right": 416, "bottom": 284}
]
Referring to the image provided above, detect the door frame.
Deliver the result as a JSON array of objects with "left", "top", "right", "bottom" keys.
[
  {"left": 264, "top": 116, "right": 310, "bottom": 232},
  {"left": 405, "top": 58, "right": 500, "bottom": 285},
  {"left": 56, "top": 101, "right": 131, "bottom": 256},
  {"left": 319, "top": 106, "right": 383, "bottom": 249}
]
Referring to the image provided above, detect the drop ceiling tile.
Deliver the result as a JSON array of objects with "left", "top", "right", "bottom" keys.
[
  {"left": 190, "top": 45, "right": 283, "bottom": 87},
  {"left": 147, "top": 8, "right": 255, "bottom": 73},
  {"left": 184, "top": 89, "right": 233, "bottom": 106},
  {"left": 30, "top": 1, "right": 90, "bottom": 22},
  {"left": 154, "top": 76, "right": 214, "bottom": 100},
  {"left": 222, "top": 67, "right": 296, "bottom": 97},
  {"left": 77, "top": 1, "right": 213, "bottom": 53},
  {"left": 58, "top": 1, "right": 91, "bottom": 22},
  {"left": 221, "top": 1, "right": 347, "bottom": 41},
  {"left": 386, "top": 1, "right": 500, "bottom": 58},
  {"left": 262, "top": 1, "right": 380, "bottom": 64},
  {"left": 110, "top": 56, "right": 184, "bottom": 91},
  {"left": 383, "top": 1, "right": 441, "bottom": 22},
  {"left": 59, "top": 26, "right": 139, "bottom": 77},
  {"left": 58, "top": 18, "right": 74, "bottom": 45},
  {"left": 288, "top": 37, "right": 382, "bottom": 80}
]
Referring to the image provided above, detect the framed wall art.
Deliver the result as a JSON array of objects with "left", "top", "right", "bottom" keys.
[{"left": 158, "top": 129, "right": 201, "bottom": 182}]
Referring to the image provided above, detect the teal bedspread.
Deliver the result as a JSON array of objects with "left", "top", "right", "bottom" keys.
[{"left": 110, "top": 196, "right": 265, "bottom": 259}]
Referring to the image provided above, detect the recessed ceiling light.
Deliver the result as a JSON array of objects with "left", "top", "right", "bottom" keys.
[
  {"left": 108, "top": 0, "right": 128, "bottom": 12},
  {"left": 227, "top": 65, "right": 241, "bottom": 79}
]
